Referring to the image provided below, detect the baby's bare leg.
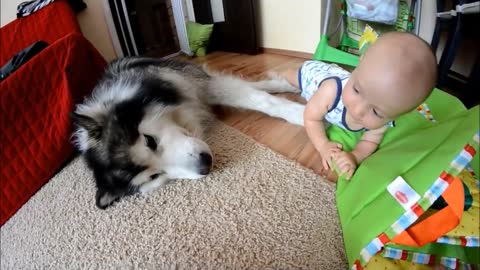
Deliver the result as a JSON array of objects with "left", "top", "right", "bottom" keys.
[
  {"left": 245, "top": 65, "right": 302, "bottom": 94},
  {"left": 277, "top": 68, "right": 301, "bottom": 89},
  {"left": 248, "top": 65, "right": 302, "bottom": 93}
]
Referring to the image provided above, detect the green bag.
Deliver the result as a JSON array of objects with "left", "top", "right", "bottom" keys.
[{"left": 329, "top": 89, "right": 480, "bottom": 269}]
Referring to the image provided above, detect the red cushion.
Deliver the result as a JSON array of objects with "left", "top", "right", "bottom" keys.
[
  {"left": 0, "top": 0, "right": 81, "bottom": 66},
  {"left": 0, "top": 32, "right": 106, "bottom": 224}
]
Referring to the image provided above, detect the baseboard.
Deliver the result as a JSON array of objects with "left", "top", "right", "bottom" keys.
[{"left": 261, "top": 48, "right": 313, "bottom": 59}]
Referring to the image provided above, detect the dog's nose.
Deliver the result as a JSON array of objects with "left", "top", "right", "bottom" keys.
[{"left": 198, "top": 152, "right": 212, "bottom": 175}]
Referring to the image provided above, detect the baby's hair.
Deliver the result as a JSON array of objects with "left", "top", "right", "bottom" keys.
[{"left": 379, "top": 31, "right": 438, "bottom": 85}]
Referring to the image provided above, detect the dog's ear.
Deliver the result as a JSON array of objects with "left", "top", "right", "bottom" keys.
[
  {"left": 70, "top": 112, "right": 102, "bottom": 139},
  {"left": 95, "top": 188, "right": 121, "bottom": 209}
]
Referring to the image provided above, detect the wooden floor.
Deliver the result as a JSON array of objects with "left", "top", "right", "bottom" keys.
[{"left": 178, "top": 51, "right": 338, "bottom": 182}]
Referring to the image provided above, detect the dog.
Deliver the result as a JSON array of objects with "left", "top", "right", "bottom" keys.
[{"left": 71, "top": 57, "right": 304, "bottom": 209}]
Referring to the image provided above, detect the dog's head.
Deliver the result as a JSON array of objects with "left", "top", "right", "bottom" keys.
[{"left": 72, "top": 78, "right": 212, "bottom": 209}]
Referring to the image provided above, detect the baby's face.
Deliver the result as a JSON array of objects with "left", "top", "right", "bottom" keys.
[
  {"left": 341, "top": 32, "right": 437, "bottom": 130},
  {"left": 341, "top": 42, "right": 435, "bottom": 130},
  {"left": 342, "top": 72, "right": 398, "bottom": 130}
]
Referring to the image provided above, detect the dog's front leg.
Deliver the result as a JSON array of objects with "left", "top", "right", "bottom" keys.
[{"left": 138, "top": 175, "right": 171, "bottom": 194}]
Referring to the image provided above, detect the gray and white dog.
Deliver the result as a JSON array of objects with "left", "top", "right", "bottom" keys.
[{"left": 72, "top": 57, "right": 304, "bottom": 209}]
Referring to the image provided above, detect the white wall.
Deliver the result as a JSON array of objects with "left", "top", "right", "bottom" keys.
[
  {"left": 1, "top": 0, "right": 22, "bottom": 26},
  {"left": 76, "top": 0, "right": 117, "bottom": 61},
  {"left": 256, "top": 0, "right": 322, "bottom": 54}
]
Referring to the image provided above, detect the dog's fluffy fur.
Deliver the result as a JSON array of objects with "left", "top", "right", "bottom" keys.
[{"left": 72, "top": 57, "right": 304, "bottom": 209}]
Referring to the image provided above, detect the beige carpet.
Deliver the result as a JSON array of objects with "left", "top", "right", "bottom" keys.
[{"left": 1, "top": 122, "right": 347, "bottom": 270}]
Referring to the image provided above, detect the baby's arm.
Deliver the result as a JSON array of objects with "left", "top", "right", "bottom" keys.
[
  {"left": 335, "top": 126, "right": 387, "bottom": 179},
  {"left": 304, "top": 79, "right": 342, "bottom": 170},
  {"left": 353, "top": 126, "right": 387, "bottom": 162}
]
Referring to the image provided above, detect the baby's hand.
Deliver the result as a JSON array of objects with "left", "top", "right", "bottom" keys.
[
  {"left": 334, "top": 151, "right": 358, "bottom": 180},
  {"left": 320, "top": 141, "right": 343, "bottom": 170}
]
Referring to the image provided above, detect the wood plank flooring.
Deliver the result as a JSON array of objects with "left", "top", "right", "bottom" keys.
[{"left": 178, "top": 51, "right": 338, "bottom": 182}]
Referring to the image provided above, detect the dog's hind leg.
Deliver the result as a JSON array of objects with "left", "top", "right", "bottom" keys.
[{"left": 207, "top": 75, "right": 305, "bottom": 126}]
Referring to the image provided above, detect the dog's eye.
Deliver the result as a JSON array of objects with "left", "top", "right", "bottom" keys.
[
  {"left": 150, "top": 173, "right": 160, "bottom": 180},
  {"left": 144, "top": 134, "right": 157, "bottom": 151},
  {"left": 150, "top": 171, "right": 165, "bottom": 180}
]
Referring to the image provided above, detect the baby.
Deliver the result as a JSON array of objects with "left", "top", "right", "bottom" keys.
[{"left": 280, "top": 32, "right": 437, "bottom": 179}]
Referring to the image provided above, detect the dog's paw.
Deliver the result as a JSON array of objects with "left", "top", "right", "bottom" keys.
[{"left": 139, "top": 177, "right": 169, "bottom": 194}]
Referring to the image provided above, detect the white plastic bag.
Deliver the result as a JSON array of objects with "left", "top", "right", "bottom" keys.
[{"left": 346, "top": 0, "right": 399, "bottom": 25}]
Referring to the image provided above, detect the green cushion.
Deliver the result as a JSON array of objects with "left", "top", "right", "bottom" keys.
[{"left": 186, "top": 21, "right": 213, "bottom": 57}]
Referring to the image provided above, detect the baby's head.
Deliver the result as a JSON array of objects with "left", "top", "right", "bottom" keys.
[{"left": 342, "top": 32, "right": 437, "bottom": 130}]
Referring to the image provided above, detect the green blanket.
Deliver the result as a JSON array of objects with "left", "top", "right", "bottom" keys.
[{"left": 329, "top": 89, "right": 480, "bottom": 268}]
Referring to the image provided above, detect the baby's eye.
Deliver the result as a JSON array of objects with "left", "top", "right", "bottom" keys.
[
  {"left": 353, "top": 87, "right": 359, "bottom": 94},
  {"left": 372, "top": 109, "right": 383, "bottom": 118}
]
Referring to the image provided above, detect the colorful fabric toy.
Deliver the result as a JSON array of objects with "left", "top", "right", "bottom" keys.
[
  {"left": 328, "top": 89, "right": 480, "bottom": 269},
  {"left": 358, "top": 24, "right": 378, "bottom": 55}
]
